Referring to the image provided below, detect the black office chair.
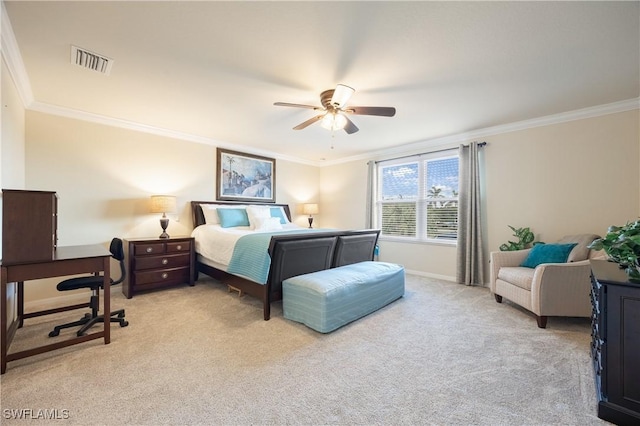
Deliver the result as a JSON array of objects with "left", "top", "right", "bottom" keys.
[{"left": 49, "top": 238, "right": 129, "bottom": 337}]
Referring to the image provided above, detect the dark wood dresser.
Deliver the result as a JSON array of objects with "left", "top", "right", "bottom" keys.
[
  {"left": 122, "top": 236, "right": 195, "bottom": 298},
  {"left": 2, "top": 189, "right": 57, "bottom": 264},
  {"left": 590, "top": 259, "right": 640, "bottom": 425}
]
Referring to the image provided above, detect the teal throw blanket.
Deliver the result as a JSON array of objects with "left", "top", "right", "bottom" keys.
[{"left": 227, "top": 229, "right": 324, "bottom": 284}]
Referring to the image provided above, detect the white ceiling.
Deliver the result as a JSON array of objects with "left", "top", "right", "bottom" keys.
[{"left": 3, "top": 1, "right": 639, "bottom": 164}]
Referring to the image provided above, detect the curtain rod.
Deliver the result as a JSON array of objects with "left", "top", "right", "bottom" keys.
[{"left": 374, "top": 141, "right": 486, "bottom": 164}]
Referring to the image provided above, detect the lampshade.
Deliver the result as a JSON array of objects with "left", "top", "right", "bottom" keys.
[
  {"left": 303, "top": 203, "right": 319, "bottom": 215},
  {"left": 150, "top": 195, "right": 177, "bottom": 214},
  {"left": 331, "top": 84, "right": 355, "bottom": 107}
]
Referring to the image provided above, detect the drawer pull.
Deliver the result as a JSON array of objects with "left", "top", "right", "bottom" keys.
[
  {"left": 146, "top": 247, "right": 153, "bottom": 253},
  {"left": 162, "top": 258, "right": 168, "bottom": 265},
  {"left": 177, "top": 245, "right": 182, "bottom": 250},
  {"left": 161, "top": 272, "right": 168, "bottom": 279}
]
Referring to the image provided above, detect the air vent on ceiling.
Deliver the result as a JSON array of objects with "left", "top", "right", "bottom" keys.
[{"left": 70, "top": 45, "right": 113, "bottom": 76}]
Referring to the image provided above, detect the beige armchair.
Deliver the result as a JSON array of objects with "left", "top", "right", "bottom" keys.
[{"left": 489, "top": 234, "right": 603, "bottom": 328}]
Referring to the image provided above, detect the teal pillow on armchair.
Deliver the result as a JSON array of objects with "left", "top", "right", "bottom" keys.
[{"left": 520, "top": 243, "right": 577, "bottom": 268}]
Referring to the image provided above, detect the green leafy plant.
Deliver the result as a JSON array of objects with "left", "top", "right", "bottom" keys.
[
  {"left": 499, "top": 225, "right": 536, "bottom": 251},
  {"left": 588, "top": 220, "right": 640, "bottom": 283}
]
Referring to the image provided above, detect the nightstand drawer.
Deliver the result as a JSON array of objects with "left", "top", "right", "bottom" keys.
[
  {"left": 134, "top": 243, "right": 165, "bottom": 256},
  {"left": 134, "top": 266, "right": 191, "bottom": 286},
  {"left": 167, "top": 241, "right": 191, "bottom": 253},
  {"left": 134, "top": 253, "right": 190, "bottom": 271}
]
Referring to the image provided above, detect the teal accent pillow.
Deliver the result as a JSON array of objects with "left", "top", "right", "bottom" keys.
[
  {"left": 270, "top": 207, "right": 288, "bottom": 224},
  {"left": 217, "top": 208, "right": 250, "bottom": 228},
  {"left": 520, "top": 243, "right": 578, "bottom": 268}
]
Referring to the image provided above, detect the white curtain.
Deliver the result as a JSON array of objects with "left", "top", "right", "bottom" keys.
[
  {"left": 365, "top": 161, "right": 376, "bottom": 228},
  {"left": 456, "top": 142, "right": 485, "bottom": 285}
]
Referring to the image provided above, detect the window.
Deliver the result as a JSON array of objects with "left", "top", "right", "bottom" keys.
[{"left": 376, "top": 153, "right": 459, "bottom": 242}]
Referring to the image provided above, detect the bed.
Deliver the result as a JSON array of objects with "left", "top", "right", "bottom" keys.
[{"left": 190, "top": 201, "right": 380, "bottom": 320}]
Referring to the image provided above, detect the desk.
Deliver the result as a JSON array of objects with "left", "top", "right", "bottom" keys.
[{"left": 1, "top": 244, "right": 110, "bottom": 374}]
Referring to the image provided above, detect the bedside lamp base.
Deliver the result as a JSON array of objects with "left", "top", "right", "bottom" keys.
[{"left": 159, "top": 216, "right": 170, "bottom": 239}]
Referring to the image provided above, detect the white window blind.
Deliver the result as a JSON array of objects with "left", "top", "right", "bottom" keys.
[{"left": 376, "top": 152, "right": 459, "bottom": 242}]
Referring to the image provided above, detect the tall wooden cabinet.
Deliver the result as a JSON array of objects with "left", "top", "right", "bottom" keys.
[
  {"left": 590, "top": 260, "right": 640, "bottom": 426},
  {"left": 2, "top": 189, "right": 58, "bottom": 264}
]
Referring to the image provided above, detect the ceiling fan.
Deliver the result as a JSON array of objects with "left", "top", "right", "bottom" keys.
[{"left": 274, "top": 84, "right": 396, "bottom": 134}]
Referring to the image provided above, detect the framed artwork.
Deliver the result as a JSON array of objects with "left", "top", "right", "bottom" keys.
[{"left": 216, "top": 148, "right": 276, "bottom": 203}]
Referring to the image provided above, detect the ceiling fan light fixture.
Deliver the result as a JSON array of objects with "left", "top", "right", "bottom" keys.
[
  {"left": 334, "top": 112, "right": 347, "bottom": 129},
  {"left": 274, "top": 84, "right": 393, "bottom": 135},
  {"left": 331, "top": 84, "right": 355, "bottom": 107},
  {"left": 321, "top": 112, "right": 347, "bottom": 131}
]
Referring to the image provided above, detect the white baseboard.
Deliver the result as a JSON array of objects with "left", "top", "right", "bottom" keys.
[
  {"left": 404, "top": 269, "right": 489, "bottom": 287},
  {"left": 23, "top": 287, "right": 121, "bottom": 313},
  {"left": 404, "top": 269, "right": 456, "bottom": 282}
]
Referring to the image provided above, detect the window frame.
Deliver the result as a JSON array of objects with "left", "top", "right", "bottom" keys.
[{"left": 375, "top": 151, "right": 459, "bottom": 245}]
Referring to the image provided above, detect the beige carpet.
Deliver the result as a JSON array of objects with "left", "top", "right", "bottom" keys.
[{"left": 1, "top": 274, "right": 608, "bottom": 425}]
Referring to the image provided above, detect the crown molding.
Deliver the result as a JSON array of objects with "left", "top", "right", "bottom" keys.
[
  {"left": 2, "top": 2, "right": 637, "bottom": 168},
  {"left": 22, "top": 95, "right": 640, "bottom": 169},
  {"left": 27, "top": 100, "right": 319, "bottom": 166},
  {"left": 323, "top": 97, "right": 640, "bottom": 166},
  {"left": 1, "top": 2, "right": 317, "bottom": 166},
  {"left": 1, "top": 1, "right": 33, "bottom": 107}
]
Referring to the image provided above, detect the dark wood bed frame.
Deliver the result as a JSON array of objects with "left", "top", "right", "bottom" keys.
[{"left": 191, "top": 201, "right": 380, "bottom": 320}]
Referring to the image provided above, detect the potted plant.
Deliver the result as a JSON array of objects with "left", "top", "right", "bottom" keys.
[
  {"left": 499, "top": 225, "right": 537, "bottom": 251},
  {"left": 588, "top": 220, "right": 640, "bottom": 283}
]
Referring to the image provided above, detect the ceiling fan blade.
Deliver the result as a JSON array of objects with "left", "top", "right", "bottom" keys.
[
  {"left": 293, "top": 115, "right": 324, "bottom": 130},
  {"left": 274, "top": 102, "right": 322, "bottom": 110},
  {"left": 342, "top": 116, "right": 359, "bottom": 134},
  {"left": 331, "top": 84, "right": 355, "bottom": 107},
  {"left": 347, "top": 106, "right": 396, "bottom": 117}
]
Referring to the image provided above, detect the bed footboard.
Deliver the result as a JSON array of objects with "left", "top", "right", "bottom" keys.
[
  {"left": 333, "top": 231, "right": 379, "bottom": 267},
  {"left": 196, "top": 228, "right": 380, "bottom": 320},
  {"left": 265, "top": 229, "right": 380, "bottom": 318},
  {"left": 267, "top": 235, "right": 339, "bottom": 306}
]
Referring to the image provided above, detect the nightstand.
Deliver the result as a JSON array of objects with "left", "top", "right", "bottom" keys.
[{"left": 122, "top": 236, "right": 195, "bottom": 298}]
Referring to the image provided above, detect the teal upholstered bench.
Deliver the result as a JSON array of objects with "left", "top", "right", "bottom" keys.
[{"left": 282, "top": 261, "right": 405, "bottom": 333}]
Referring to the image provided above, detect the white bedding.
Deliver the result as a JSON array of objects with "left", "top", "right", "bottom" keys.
[{"left": 191, "top": 223, "right": 305, "bottom": 267}]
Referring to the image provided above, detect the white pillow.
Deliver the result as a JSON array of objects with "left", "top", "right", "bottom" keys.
[
  {"left": 200, "top": 204, "right": 248, "bottom": 225},
  {"left": 270, "top": 206, "right": 290, "bottom": 224},
  {"left": 254, "top": 216, "right": 283, "bottom": 231},
  {"left": 246, "top": 205, "right": 271, "bottom": 229}
]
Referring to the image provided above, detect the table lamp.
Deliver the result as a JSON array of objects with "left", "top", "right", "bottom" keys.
[
  {"left": 303, "top": 203, "right": 319, "bottom": 228},
  {"left": 150, "top": 195, "right": 177, "bottom": 239}
]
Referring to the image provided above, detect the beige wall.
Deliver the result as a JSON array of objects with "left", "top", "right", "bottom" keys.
[
  {"left": 22, "top": 111, "right": 320, "bottom": 302},
  {"left": 320, "top": 109, "right": 640, "bottom": 281},
  {"left": 484, "top": 110, "right": 639, "bottom": 253},
  {"left": 319, "top": 160, "right": 368, "bottom": 229},
  {"left": 2, "top": 56, "right": 27, "bottom": 327},
  {"left": 276, "top": 160, "right": 321, "bottom": 227},
  {"left": 6, "top": 98, "right": 640, "bottom": 301},
  {"left": 1, "top": 58, "right": 25, "bottom": 190}
]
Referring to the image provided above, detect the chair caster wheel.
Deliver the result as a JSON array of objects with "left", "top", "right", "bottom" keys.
[
  {"left": 48, "top": 330, "right": 59, "bottom": 337},
  {"left": 120, "top": 321, "right": 129, "bottom": 327}
]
